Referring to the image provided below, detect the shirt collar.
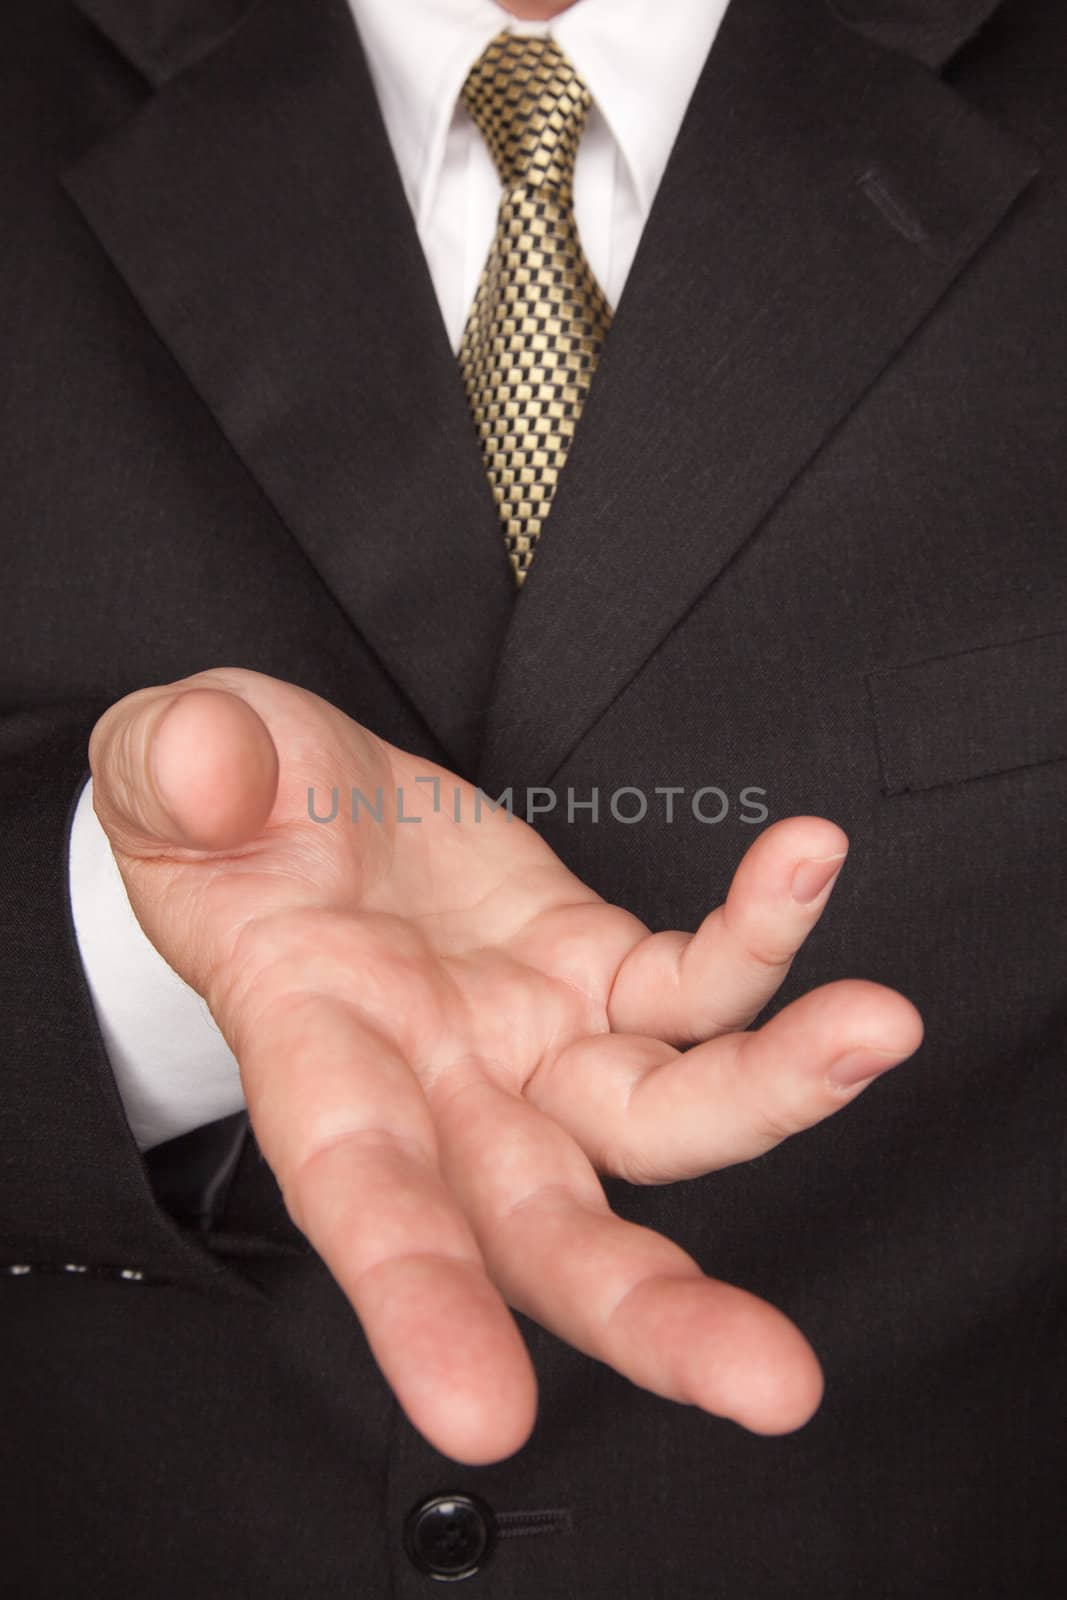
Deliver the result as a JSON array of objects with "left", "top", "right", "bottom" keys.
[
  {"left": 350, "top": 0, "right": 731, "bottom": 228},
  {"left": 553, "top": 0, "right": 731, "bottom": 214}
]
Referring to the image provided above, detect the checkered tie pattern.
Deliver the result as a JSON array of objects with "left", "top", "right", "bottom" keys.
[{"left": 458, "top": 32, "right": 613, "bottom": 585}]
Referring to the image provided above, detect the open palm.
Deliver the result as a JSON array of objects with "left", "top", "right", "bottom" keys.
[{"left": 90, "top": 667, "right": 922, "bottom": 1464}]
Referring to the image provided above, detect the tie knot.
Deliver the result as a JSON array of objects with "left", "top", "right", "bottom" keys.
[{"left": 460, "top": 32, "right": 592, "bottom": 195}]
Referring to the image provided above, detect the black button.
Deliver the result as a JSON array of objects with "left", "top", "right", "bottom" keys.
[{"left": 403, "top": 1492, "right": 496, "bottom": 1581}]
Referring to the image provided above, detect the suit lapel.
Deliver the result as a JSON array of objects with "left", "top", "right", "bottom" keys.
[
  {"left": 67, "top": 0, "right": 1037, "bottom": 791},
  {"left": 476, "top": 0, "right": 1039, "bottom": 795},
  {"left": 66, "top": 0, "right": 513, "bottom": 775},
  {"left": 826, "top": 0, "right": 1006, "bottom": 69}
]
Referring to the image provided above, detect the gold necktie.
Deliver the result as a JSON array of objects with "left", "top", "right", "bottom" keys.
[{"left": 458, "top": 33, "right": 613, "bottom": 585}]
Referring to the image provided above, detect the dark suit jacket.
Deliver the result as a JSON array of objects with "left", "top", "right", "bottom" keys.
[{"left": 2, "top": 0, "right": 1065, "bottom": 1592}]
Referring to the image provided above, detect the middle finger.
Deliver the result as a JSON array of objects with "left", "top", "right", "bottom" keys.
[{"left": 429, "top": 1072, "right": 823, "bottom": 1436}]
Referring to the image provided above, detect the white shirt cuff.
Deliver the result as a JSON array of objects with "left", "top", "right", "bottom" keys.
[{"left": 68, "top": 777, "right": 245, "bottom": 1151}]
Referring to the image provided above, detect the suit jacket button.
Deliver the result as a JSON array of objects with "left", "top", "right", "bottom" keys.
[{"left": 403, "top": 1492, "right": 496, "bottom": 1579}]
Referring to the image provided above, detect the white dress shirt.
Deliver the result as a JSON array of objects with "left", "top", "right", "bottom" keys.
[{"left": 69, "top": 0, "right": 732, "bottom": 1151}]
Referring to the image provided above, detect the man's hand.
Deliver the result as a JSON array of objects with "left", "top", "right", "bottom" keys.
[{"left": 89, "top": 668, "right": 922, "bottom": 1464}]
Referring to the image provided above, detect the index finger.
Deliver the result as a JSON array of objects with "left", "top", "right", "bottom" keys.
[{"left": 234, "top": 986, "right": 539, "bottom": 1466}]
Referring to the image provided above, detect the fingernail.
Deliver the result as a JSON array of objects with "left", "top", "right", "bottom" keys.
[
  {"left": 791, "top": 851, "right": 847, "bottom": 904},
  {"left": 827, "top": 1047, "right": 899, "bottom": 1090}
]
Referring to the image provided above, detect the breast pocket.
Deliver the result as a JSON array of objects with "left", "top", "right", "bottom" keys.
[{"left": 866, "top": 627, "right": 1067, "bottom": 796}]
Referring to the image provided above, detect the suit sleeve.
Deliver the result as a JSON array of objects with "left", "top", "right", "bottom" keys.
[{"left": 0, "top": 704, "right": 236, "bottom": 1264}]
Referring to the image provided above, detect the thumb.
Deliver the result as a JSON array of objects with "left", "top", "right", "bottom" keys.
[{"left": 89, "top": 678, "right": 279, "bottom": 855}]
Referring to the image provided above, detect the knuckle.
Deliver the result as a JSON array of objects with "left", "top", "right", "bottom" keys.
[{"left": 749, "top": 1093, "right": 810, "bottom": 1149}]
